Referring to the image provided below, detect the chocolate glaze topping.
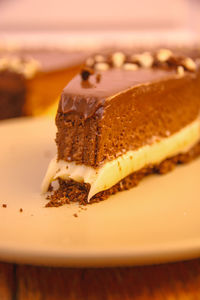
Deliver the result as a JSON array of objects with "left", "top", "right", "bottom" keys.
[
  {"left": 60, "top": 93, "right": 105, "bottom": 119},
  {"left": 60, "top": 68, "right": 177, "bottom": 119},
  {"left": 59, "top": 50, "right": 198, "bottom": 119}
]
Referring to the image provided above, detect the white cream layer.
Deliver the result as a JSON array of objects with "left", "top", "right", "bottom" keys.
[{"left": 42, "top": 119, "right": 200, "bottom": 201}]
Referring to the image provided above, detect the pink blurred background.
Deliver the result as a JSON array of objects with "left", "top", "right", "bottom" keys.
[{"left": 0, "top": 0, "right": 199, "bottom": 48}]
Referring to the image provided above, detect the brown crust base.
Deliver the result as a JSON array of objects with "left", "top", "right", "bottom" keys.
[{"left": 46, "top": 141, "right": 200, "bottom": 207}]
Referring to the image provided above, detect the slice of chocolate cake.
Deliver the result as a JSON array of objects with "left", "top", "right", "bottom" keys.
[{"left": 42, "top": 49, "right": 200, "bottom": 205}]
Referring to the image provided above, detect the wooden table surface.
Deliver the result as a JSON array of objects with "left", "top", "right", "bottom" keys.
[{"left": 1, "top": 258, "right": 200, "bottom": 299}]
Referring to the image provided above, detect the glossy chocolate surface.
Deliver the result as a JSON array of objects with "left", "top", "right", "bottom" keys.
[{"left": 60, "top": 68, "right": 176, "bottom": 119}]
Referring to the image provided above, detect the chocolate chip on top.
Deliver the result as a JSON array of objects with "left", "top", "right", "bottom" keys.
[
  {"left": 80, "top": 67, "right": 94, "bottom": 81},
  {"left": 85, "top": 49, "right": 198, "bottom": 75},
  {"left": 81, "top": 69, "right": 90, "bottom": 81}
]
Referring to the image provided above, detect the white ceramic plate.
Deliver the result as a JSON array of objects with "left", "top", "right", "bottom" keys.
[{"left": 0, "top": 117, "right": 199, "bottom": 267}]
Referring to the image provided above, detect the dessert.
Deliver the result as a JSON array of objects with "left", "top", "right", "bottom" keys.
[
  {"left": 42, "top": 49, "right": 200, "bottom": 205},
  {"left": 0, "top": 48, "right": 88, "bottom": 120}
]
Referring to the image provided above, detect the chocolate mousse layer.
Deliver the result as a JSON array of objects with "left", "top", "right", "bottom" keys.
[
  {"left": 56, "top": 52, "right": 200, "bottom": 168},
  {"left": 0, "top": 70, "right": 26, "bottom": 120}
]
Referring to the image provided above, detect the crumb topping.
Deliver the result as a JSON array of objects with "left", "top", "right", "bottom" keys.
[{"left": 83, "top": 49, "right": 197, "bottom": 77}]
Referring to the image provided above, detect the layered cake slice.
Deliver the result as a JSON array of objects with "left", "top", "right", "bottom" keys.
[{"left": 42, "top": 49, "right": 200, "bottom": 205}]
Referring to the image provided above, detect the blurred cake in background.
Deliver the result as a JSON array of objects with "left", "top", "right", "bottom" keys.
[
  {"left": 0, "top": 47, "right": 88, "bottom": 120},
  {"left": 0, "top": 70, "right": 26, "bottom": 119}
]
